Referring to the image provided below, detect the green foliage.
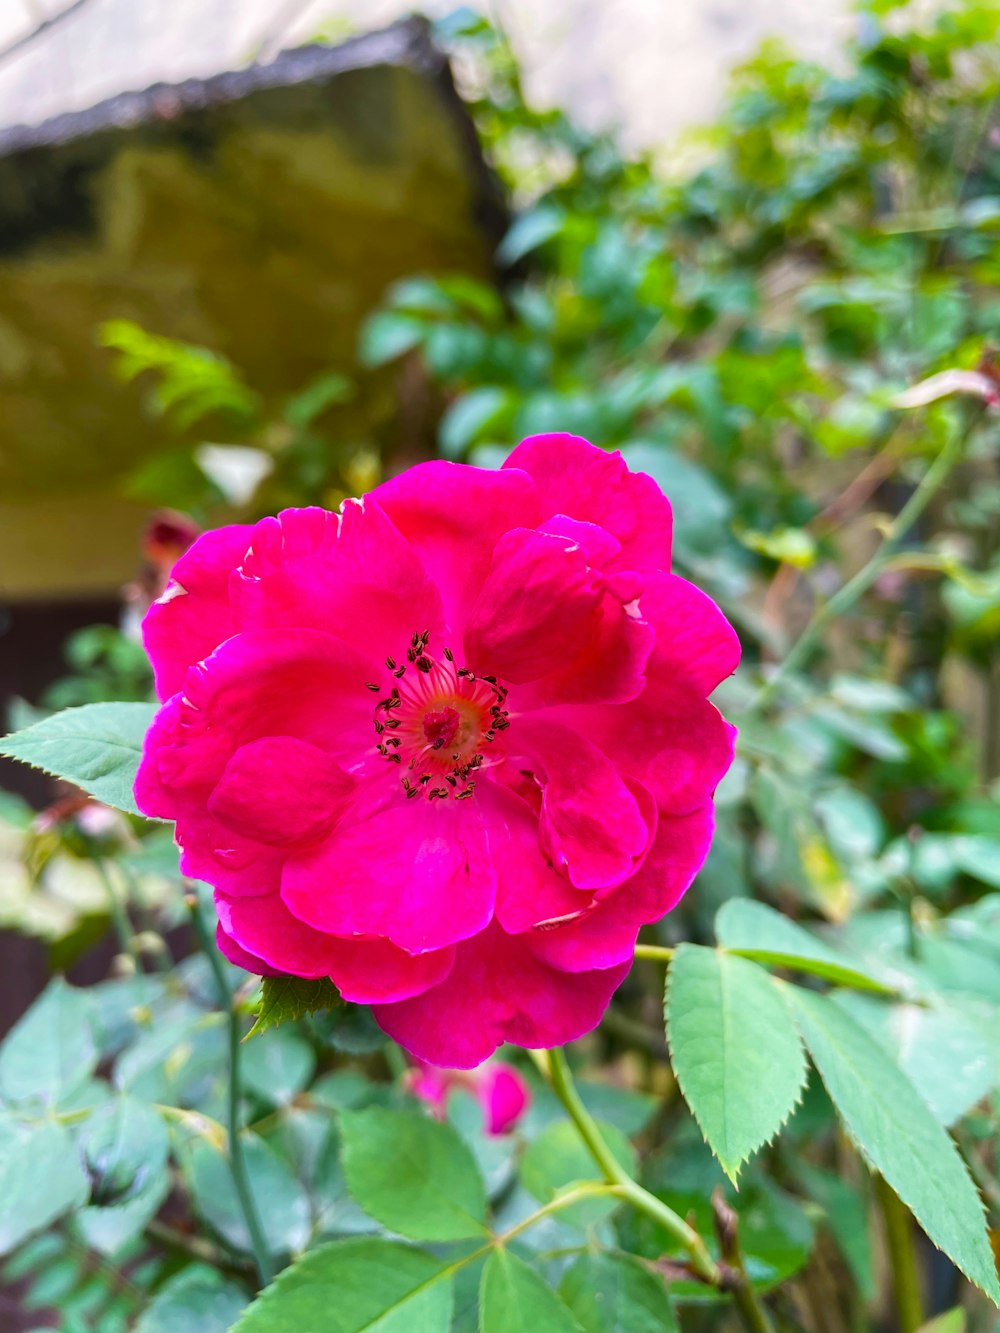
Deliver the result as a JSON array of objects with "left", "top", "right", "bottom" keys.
[
  {"left": 5, "top": 2, "right": 1000, "bottom": 1330},
  {"left": 790, "top": 986, "right": 1000, "bottom": 1303},
  {"left": 0, "top": 978, "right": 97, "bottom": 1107},
  {"left": 230, "top": 1238, "right": 454, "bottom": 1332},
  {"left": 0, "top": 702, "right": 156, "bottom": 817},
  {"left": 480, "top": 1249, "right": 583, "bottom": 1333},
  {"left": 339, "top": 1107, "right": 488, "bottom": 1241},
  {"left": 186, "top": 1136, "right": 311, "bottom": 1258},
  {"left": 520, "top": 1117, "right": 635, "bottom": 1227},
  {"left": 134, "top": 1266, "right": 249, "bottom": 1333},
  {"left": 559, "top": 1252, "right": 679, "bottom": 1333},
  {"left": 665, "top": 945, "right": 808, "bottom": 1181},
  {"left": 715, "top": 898, "right": 895, "bottom": 992},
  {"left": 0, "top": 1120, "right": 89, "bottom": 1254},
  {"left": 247, "top": 976, "right": 343, "bottom": 1037},
  {"left": 100, "top": 320, "right": 260, "bottom": 430}
]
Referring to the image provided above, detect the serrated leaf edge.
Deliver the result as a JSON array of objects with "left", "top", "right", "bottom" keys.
[{"left": 665, "top": 944, "right": 810, "bottom": 1184}]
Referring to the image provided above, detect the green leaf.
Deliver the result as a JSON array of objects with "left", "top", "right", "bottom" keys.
[
  {"left": 716, "top": 899, "right": 894, "bottom": 993},
  {"left": 0, "top": 702, "right": 156, "bottom": 817},
  {"left": 439, "top": 387, "right": 510, "bottom": 458},
  {"left": 186, "top": 1136, "right": 311, "bottom": 1257},
  {"left": 559, "top": 1252, "right": 678, "bottom": 1333},
  {"left": 242, "top": 1029, "right": 316, "bottom": 1107},
  {"left": 135, "top": 1265, "right": 249, "bottom": 1333},
  {"left": 340, "top": 1107, "right": 487, "bottom": 1241},
  {"left": 665, "top": 944, "right": 808, "bottom": 1181},
  {"left": 835, "top": 994, "right": 996, "bottom": 1127},
  {"left": 952, "top": 836, "right": 1000, "bottom": 889},
  {"left": 479, "top": 1249, "right": 583, "bottom": 1333},
  {"left": 496, "top": 205, "right": 566, "bottom": 265},
  {"left": 740, "top": 525, "right": 817, "bottom": 568},
  {"left": 0, "top": 978, "right": 97, "bottom": 1107},
  {"left": 247, "top": 976, "right": 342, "bottom": 1037},
  {"left": 0, "top": 1118, "right": 88, "bottom": 1253},
  {"left": 358, "top": 311, "right": 425, "bottom": 367},
  {"left": 520, "top": 1118, "right": 635, "bottom": 1229},
  {"left": 789, "top": 987, "right": 1000, "bottom": 1304},
  {"left": 230, "top": 1238, "right": 453, "bottom": 1333},
  {"left": 80, "top": 1096, "right": 168, "bottom": 1207},
  {"left": 75, "top": 1097, "right": 170, "bottom": 1254}
]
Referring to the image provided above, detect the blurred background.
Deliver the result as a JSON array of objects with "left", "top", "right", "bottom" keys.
[{"left": 2, "top": 1, "right": 1000, "bottom": 1325}]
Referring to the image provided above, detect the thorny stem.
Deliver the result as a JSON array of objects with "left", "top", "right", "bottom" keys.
[
  {"left": 712, "top": 1188, "right": 777, "bottom": 1333},
  {"left": 188, "top": 893, "right": 274, "bottom": 1288},
  {"left": 747, "top": 413, "right": 979, "bottom": 717},
  {"left": 546, "top": 1048, "right": 722, "bottom": 1286}
]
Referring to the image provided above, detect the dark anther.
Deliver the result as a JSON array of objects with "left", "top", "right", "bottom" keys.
[
  {"left": 366, "top": 682, "right": 380, "bottom": 692},
  {"left": 443, "top": 647, "right": 454, "bottom": 661},
  {"left": 385, "top": 656, "right": 396, "bottom": 670},
  {"left": 416, "top": 657, "right": 432, "bottom": 673}
]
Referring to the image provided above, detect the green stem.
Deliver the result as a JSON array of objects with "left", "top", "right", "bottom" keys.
[
  {"left": 188, "top": 894, "right": 274, "bottom": 1288},
  {"left": 876, "top": 1176, "right": 924, "bottom": 1333},
  {"left": 93, "top": 858, "right": 142, "bottom": 977},
  {"left": 712, "top": 1189, "right": 777, "bottom": 1333},
  {"left": 633, "top": 944, "right": 676, "bottom": 963},
  {"left": 546, "top": 1048, "right": 721, "bottom": 1286},
  {"left": 748, "top": 416, "right": 976, "bottom": 716}
]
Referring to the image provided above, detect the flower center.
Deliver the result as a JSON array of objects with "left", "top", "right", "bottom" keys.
[{"left": 367, "top": 632, "right": 509, "bottom": 801}]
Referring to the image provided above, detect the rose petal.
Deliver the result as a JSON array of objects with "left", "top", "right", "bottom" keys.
[
  {"left": 143, "top": 524, "right": 255, "bottom": 700},
  {"left": 547, "top": 679, "right": 736, "bottom": 816},
  {"left": 372, "top": 922, "right": 631, "bottom": 1068},
  {"left": 524, "top": 577, "right": 653, "bottom": 707},
  {"left": 372, "top": 460, "right": 541, "bottom": 630},
  {"left": 641, "top": 572, "right": 740, "bottom": 695},
  {"left": 208, "top": 736, "right": 355, "bottom": 846},
  {"left": 484, "top": 784, "right": 599, "bottom": 934},
  {"left": 234, "top": 502, "right": 445, "bottom": 665},
  {"left": 504, "top": 434, "right": 671, "bottom": 572},
  {"left": 480, "top": 1063, "right": 531, "bottom": 1135},
  {"left": 216, "top": 922, "right": 282, "bottom": 976},
  {"left": 216, "top": 891, "right": 454, "bottom": 1003},
  {"left": 282, "top": 791, "right": 496, "bottom": 954},
  {"left": 527, "top": 805, "right": 713, "bottom": 972},
  {"left": 512, "top": 718, "right": 652, "bottom": 890},
  {"left": 464, "top": 528, "right": 605, "bottom": 682}
]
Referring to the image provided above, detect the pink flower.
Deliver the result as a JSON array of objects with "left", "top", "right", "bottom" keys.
[
  {"left": 408, "top": 1059, "right": 531, "bottom": 1135},
  {"left": 135, "top": 434, "right": 739, "bottom": 1067}
]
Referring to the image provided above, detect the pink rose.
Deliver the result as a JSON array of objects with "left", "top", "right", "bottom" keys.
[
  {"left": 408, "top": 1059, "right": 531, "bottom": 1135},
  {"left": 135, "top": 434, "right": 738, "bottom": 1067}
]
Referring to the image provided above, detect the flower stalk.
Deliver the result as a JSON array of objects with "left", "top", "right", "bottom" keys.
[
  {"left": 546, "top": 1048, "right": 720, "bottom": 1284},
  {"left": 188, "top": 892, "right": 274, "bottom": 1287},
  {"left": 546, "top": 1048, "right": 780, "bottom": 1333}
]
